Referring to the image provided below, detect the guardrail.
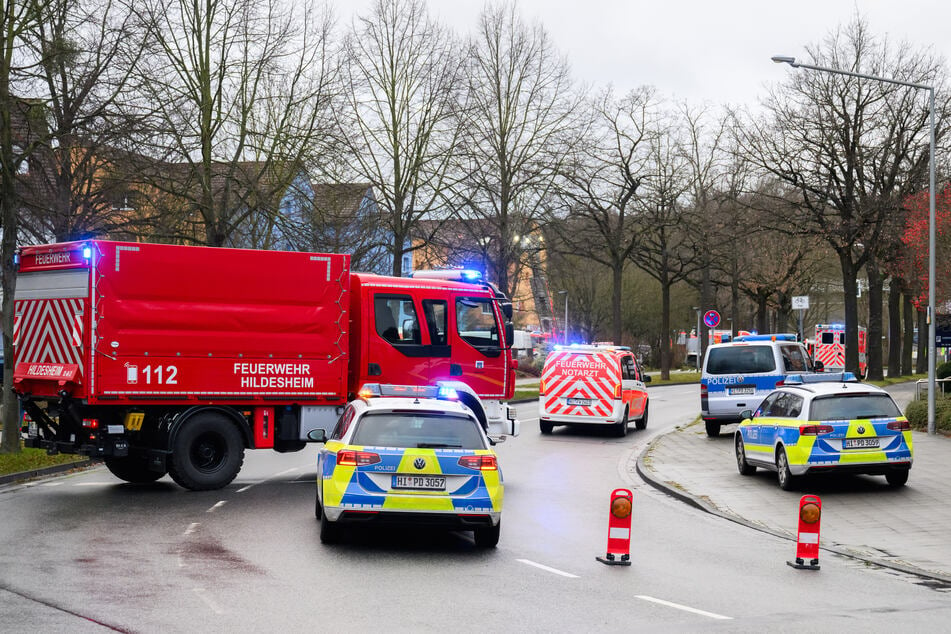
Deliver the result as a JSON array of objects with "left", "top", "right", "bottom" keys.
[{"left": 916, "top": 378, "right": 951, "bottom": 400}]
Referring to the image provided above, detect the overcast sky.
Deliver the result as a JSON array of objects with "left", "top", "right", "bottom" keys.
[{"left": 345, "top": 0, "right": 950, "bottom": 107}]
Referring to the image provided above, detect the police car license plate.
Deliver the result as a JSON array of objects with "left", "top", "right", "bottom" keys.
[
  {"left": 729, "top": 386, "right": 755, "bottom": 395},
  {"left": 392, "top": 475, "right": 446, "bottom": 490},
  {"left": 567, "top": 398, "right": 592, "bottom": 406},
  {"left": 844, "top": 438, "right": 879, "bottom": 449}
]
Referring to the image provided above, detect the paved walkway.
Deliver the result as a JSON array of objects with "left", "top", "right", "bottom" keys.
[{"left": 636, "top": 382, "right": 951, "bottom": 583}]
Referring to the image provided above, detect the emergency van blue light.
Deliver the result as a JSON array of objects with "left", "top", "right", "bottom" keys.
[
  {"left": 553, "top": 345, "right": 563, "bottom": 351},
  {"left": 460, "top": 269, "right": 482, "bottom": 281},
  {"left": 437, "top": 386, "right": 459, "bottom": 400},
  {"left": 82, "top": 247, "right": 92, "bottom": 259}
]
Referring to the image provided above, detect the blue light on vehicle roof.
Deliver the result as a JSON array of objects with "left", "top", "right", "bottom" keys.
[
  {"left": 437, "top": 386, "right": 459, "bottom": 400},
  {"left": 461, "top": 269, "right": 482, "bottom": 281},
  {"left": 82, "top": 246, "right": 92, "bottom": 259},
  {"left": 785, "top": 372, "right": 857, "bottom": 385}
]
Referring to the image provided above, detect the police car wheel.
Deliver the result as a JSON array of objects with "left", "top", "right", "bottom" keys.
[
  {"left": 735, "top": 436, "right": 756, "bottom": 476},
  {"left": 539, "top": 420, "right": 553, "bottom": 434},
  {"left": 474, "top": 522, "right": 500, "bottom": 548},
  {"left": 319, "top": 507, "right": 341, "bottom": 544},
  {"left": 885, "top": 470, "right": 909, "bottom": 487},
  {"left": 634, "top": 403, "right": 648, "bottom": 431},
  {"left": 314, "top": 489, "right": 322, "bottom": 519},
  {"left": 705, "top": 420, "right": 720, "bottom": 437},
  {"left": 614, "top": 408, "right": 629, "bottom": 437},
  {"left": 776, "top": 447, "right": 797, "bottom": 491}
]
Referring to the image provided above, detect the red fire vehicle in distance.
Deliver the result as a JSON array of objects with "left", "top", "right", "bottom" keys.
[{"left": 13, "top": 241, "right": 519, "bottom": 490}]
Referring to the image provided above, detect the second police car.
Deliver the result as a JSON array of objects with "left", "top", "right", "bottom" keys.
[
  {"left": 308, "top": 384, "right": 506, "bottom": 547},
  {"left": 734, "top": 373, "right": 913, "bottom": 490}
]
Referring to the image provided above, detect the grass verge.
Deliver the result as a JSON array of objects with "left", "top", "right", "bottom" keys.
[{"left": 0, "top": 442, "right": 86, "bottom": 477}]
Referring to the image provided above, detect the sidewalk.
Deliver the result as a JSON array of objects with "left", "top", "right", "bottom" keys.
[{"left": 636, "top": 383, "right": 951, "bottom": 583}]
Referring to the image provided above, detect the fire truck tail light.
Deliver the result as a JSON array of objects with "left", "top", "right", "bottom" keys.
[
  {"left": 337, "top": 450, "right": 381, "bottom": 466},
  {"left": 82, "top": 418, "right": 99, "bottom": 429},
  {"left": 458, "top": 455, "right": 497, "bottom": 470}
]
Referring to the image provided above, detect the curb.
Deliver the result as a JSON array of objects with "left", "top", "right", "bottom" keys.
[
  {"left": 635, "top": 425, "right": 951, "bottom": 587},
  {"left": 0, "top": 459, "right": 98, "bottom": 487}
]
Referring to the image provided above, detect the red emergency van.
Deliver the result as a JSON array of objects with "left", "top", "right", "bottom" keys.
[{"left": 538, "top": 344, "right": 650, "bottom": 436}]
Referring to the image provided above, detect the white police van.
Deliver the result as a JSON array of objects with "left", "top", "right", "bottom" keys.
[{"left": 700, "top": 334, "right": 817, "bottom": 437}]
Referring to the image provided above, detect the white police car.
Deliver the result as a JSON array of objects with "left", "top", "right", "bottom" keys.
[{"left": 308, "top": 384, "right": 505, "bottom": 547}]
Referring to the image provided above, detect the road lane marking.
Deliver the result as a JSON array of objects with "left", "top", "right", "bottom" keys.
[
  {"left": 635, "top": 595, "right": 732, "bottom": 620},
  {"left": 235, "top": 467, "right": 300, "bottom": 493},
  {"left": 516, "top": 559, "right": 579, "bottom": 578},
  {"left": 193, "top": 588, "right": 225, "bottom": 614},
  {"left": 184, "top": 522, "right": 200, "bottom": 536},
  {"left": 235, "top": 484, "right": 257, "bottom": 493},
  {"left": 41, "top": 482, "right": 63, "bottom": 486},
  {"left": 207, "top": 501, "right": 226, "bottom": 513},
  {"left": 74, "top": 482, "right": 111, "bottom": 486}
]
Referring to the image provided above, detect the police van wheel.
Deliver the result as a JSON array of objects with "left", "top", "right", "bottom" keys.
[
  {"left": 735, "top": 436, "right": 756, "bottom": 476},
  {"left": 614, "top": 408, "right": 629, "bottom": 437},
  {"left": 539, "top": 420, "right": 554, "bottom": 434},
  {"left": 705, "top": 420, "right": 720, "bottom": 438},
  {"left": 776, "top": 447, "right": 797, "bottom": 491},
  {"left": 168, "top": 413, "right": 245, "bottom": 491},
  {"left": 474, "top": 522, "right": 500, "bottom": 548},
  {"left": 634, "top": 403, "right": 648, "bottom": 431},
  {"left": 105, "top": 456, "right": 166, "bottom": 484}
]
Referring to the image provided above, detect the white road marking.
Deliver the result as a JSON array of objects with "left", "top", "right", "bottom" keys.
[
  {"left": 235, "top": 467, "right": 300, "bottom": 493},
  {"left": 74, "top": 482, "right": 111, "bottom": 486},
  {"left": 275, "top": 467, "right": 299, "bottom": 477},
  {"left": 207, "top": 501, "right": 227, "bottom": 513},
  {"left": 235, "top": 484, "right": 256, "bottom": 493},
  {"left": 516, "top": 559, "right": 579, "bottom": 578},
  {"left": 635, "top": 595, "right": 732, "bottom": 620},
  {"left": 193, "top": 588, "right": 225, "bottom": 614},
  {"left": 183, "top": 522, "right": 199, "bottom": 536},
  {"left": 41, "top": 482, "right": 63, "bottom": 486}
]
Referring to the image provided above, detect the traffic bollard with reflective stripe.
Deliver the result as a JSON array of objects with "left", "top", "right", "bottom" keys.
[
  {"left": 597, "top": 488, "right": 633, "bottom": 566},
  {"left": 787, "top": 494, "right": 821, "bottom": 570}
]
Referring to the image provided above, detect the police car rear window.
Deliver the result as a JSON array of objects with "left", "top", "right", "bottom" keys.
[
  {"left": 351, "top": 412, "right": 485, "bottom": 449},
  {"left": 706, "top": 345, "right": 776, "bottom": 374},
  {"left": 809, "top": 394, "right": 901, "bottom": 420}
]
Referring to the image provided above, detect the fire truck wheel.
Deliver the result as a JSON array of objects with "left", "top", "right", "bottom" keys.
[
  {"left": 634, "top": 403, "right": 648, "bottom": 430},
  {"left": 474, "top": 522, "right": 500, "bottom": 548},
  {"left": 705, "top": 420, "right": 721, "bottom": 437},
  {"left": 168, "top": 414, "right": 245, "bottom": 491},
  {"left": 614, "top": 408, "right": 629, "bottom": 437},
  {"left": 104, "top": 456, "right": 166, "bottom": 484},
  {"left": 539, "top": 420, "right": 553, "bottom": 434},
  {"left": 776, "top": 446, "right": 798, "bottom": 491}
]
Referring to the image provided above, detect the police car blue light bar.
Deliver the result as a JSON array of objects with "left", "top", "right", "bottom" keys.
[
  {"left": 358, "top": 383, "right": 459, "bottom": 400},
  {"left": 784, "top": 372, "right": 857, "bottom": 385}
]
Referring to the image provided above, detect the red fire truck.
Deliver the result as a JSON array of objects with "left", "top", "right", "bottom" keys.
[{"left": 13, "top": 241, "right": 519, "bottom": 490}]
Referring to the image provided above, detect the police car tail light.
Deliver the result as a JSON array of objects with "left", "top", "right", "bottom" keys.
[
  {"left": 775, "top": 380, "right": 785, "bottom": 388},
  {"left": 799, "top": 424, "right": 833, "bottom": 436},
  {"left": 458, "top": 455, "right": 498, "bottom": 471},
  {"left": 887, "top": 420, "right": 911, "bottom": 431},
  {"left": 337, "top": 449, "right": 381, "bottom": 466}
]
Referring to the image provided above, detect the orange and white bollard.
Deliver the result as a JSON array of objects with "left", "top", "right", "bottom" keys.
[
  {"left": 787, "top": 494, "right": 822, "bottom": 570},
  {"left": 596, "top": 488, "right": 633, "bottom": 566}
]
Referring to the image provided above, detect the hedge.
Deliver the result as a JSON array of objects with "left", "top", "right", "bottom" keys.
[{"left": 904, "top": 399, "right": 951, "bottom": 433}]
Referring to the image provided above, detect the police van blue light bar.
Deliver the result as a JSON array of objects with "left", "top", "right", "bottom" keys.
[
  {"left": 785, "top": 372, "right": 857, "bottom": 385},
  {"left": 733, "top": 333, "right": 798, "bottom": 342}
]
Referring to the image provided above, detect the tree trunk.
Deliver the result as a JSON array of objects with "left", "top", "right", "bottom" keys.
[
  {"left": 611, "top": 263, "right": 623, "bottom": 344},
  {"left": 887, "top": 278, "right": 902, "bottom": 377},
  {"left": 901, "top": 294, "right": 914, "bottom": 376},
  {"left": 915, "top": 307, "right": 928, "bottom": 374},
  {"left": 756, "top": 290, "right": 768, "bottom": 334},
  {"left": 838, "top": 251, "right": 861, "bottom": 375},
  {"left": 660, "top": 274, "right": 671, "bottom": 380},
  {"left": 865, "top": 257, "right": 884, "bottom": 381}
]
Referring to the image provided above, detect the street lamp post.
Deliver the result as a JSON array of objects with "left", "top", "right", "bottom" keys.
[
  {"left": 558, "top": 291, "right": 569, "bottom": 345},
  {"left": 772, "top": 55, "right": 937, "bottom": 435}
]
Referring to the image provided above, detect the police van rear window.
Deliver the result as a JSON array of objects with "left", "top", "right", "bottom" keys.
[{"left": 706, "top": 345, "right": 776, "bottom": 374}]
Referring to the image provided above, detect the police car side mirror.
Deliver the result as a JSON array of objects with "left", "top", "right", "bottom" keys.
[
  {"left": 307, "top": 429, "right": 327, "bottom": 443},
  {"left": 739, "top": 409, "right": 753, "bottom": 421}
]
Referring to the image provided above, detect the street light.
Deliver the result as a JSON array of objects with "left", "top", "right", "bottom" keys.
[
  {"left": 772, "top": 55, "right": 937, "bottom": 435},
  {"left": 558, "top": 291, "right": 569, "bottom": 345}
]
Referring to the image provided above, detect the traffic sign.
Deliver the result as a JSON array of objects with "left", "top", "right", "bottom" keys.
[
  {"left": 703, "top": 310, "right": 720, "bottom": 328},
  {"left": 792, "top": 296, "right": 810, "bottom": 310}
]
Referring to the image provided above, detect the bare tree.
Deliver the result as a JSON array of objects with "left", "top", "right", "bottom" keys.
[
  {"left": 735, "top": 15, "right": 948, "bottom": 377},
  {"left": 457, "top": 2, "right": 582, "bottom": 299},
  {"left": 1, "top": 0, "right": 49, "bottom": 453},
  {"left": 558, "top": 86, "right": 658, "bottom": 344},
  {"left": 339, "top": 0, "right": 463, "bottom": 276},
  {"left": 131, "top": 0, "right": 338, "bottom": 247}
]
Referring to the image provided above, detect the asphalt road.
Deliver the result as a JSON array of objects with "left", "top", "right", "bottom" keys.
[{"left": 1, "top": 385, "right": 950, "bottom": 632}]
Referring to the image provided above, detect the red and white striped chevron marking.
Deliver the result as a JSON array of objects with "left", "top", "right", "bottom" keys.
[
  {"left": 14, "top": 298, "right": 85, "bottom": 372},
  {"left": 542, "top": 351, "right": 617, "bottom": 417},
  {"left": 813, "top": 343, "right": 844, "bottom": 371}
]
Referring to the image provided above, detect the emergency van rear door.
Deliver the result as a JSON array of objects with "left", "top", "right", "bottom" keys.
[{"left": 542, "top": 350, "right": 616, "bottom": 418}]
